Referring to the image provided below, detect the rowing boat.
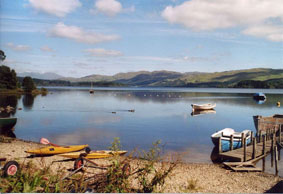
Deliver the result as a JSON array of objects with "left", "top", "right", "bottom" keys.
[
  {"left": 191, "top": 103, "right": 216, "bottom": 111},
  {"left": 59, "top": 150, "right": 127, "bottom": 159},
  {"left": 0, "top": 117, "right": 17, "bottom": 131},
  {"left": 211, "top": 128, "right": 251, "bottom": 152},
  {"left": 26, "top": 145, "right": 88, "bottom": 155}
]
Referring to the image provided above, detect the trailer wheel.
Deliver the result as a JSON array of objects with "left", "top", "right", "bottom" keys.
[
  {"left": 3, "top": 161, "right": 19, "bottom": 177},
  {"left": 74, "top": 157, "right": 84, "bottom": 170}
]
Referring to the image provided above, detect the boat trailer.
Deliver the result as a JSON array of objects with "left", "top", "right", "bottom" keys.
[{"left": 0, "top": 158, "right": 20, "bottom": 176}]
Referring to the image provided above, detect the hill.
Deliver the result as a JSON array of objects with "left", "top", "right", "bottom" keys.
[{"left": 23, "top": 68, "right": 283, "bottom": 88}]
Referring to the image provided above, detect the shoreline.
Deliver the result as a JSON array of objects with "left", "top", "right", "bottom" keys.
[{"left": 0, "top": 137, "right": 282, "bottom": 193}]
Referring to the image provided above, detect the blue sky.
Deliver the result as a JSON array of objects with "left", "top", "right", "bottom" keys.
[{"left": 0, "top": 0, "right": 282, "bottom": 77}]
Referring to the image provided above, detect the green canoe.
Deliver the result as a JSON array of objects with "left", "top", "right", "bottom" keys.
[{"left": 0, "top": 117, "right": 17, "bottom": 131}]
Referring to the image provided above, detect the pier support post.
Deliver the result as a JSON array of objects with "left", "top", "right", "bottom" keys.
[
  {"left": 259, "top": 130, "right": 262, "bottom": 143},
  {"left": 218, "top": 136, "right": 222, "bottom": 153},
  {"left": 241, "top": 133, "right": 245, "bottom": 148},
  {"left": 279, "top": 125, "right": 282, "bottom": 143},
  {"left": 275, "top": 146, "right": 278, "bottom": 176},
  {"left": 251, "top": 131, "right": 254, "bottom": 144},
  {"left": 243, "top": 137, "right": 247, "bottom": 162},
  {"left": 252, "top": 137, "right": 256, "bottom": 159},
  {"left": 230, "top": 135, "right": 234, "bottom": 151},
  {"left": 262, "top": 135, "right": 266, "bottom": 155}
]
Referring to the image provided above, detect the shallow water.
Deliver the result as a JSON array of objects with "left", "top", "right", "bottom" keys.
[{"left": 1, "top": 87, "right": 283, "bottom": 176}]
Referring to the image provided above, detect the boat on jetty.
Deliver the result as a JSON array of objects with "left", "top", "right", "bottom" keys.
[
  {"left": 253, "top": 114, "right": 283, "bottom": 132},
  {"left": 211, "top": 128, "right": 252, "bottom": 152},
  {"left": 59, "top": 150, "right": 127, "bottom": 159},
  {"left": 26, "top": 144, "right": 89, "bottom": 155},
  {"left": 253, "top": 93, "right": 266, "bottom": 100},
  {"left": 191, "top": 103, "right": 216, "bottom": 111},
  {"left": 0, "top": 117, "right": 17, "bottom": 131}
]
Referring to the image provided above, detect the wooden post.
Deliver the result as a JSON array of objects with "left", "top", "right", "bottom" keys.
[
  {"left": 275, "top": 146, "right": 278, "bottom": 176},
  {"left": 262, "top": 135, "right": 266, "bottom": 155},
  {"left": 251, "top": 131, "right": 254, "bottom": 144},
  {"left": 279, "top": 125, "right": 282, "bottom": 143},
  {"left": 244, "top": 137, "right": 247, "bottom": 162},
  {"left": 241, "top": 133, "right": 245, "bottom": 148},
  {"left": 259, "top": 130, "right": 262, "bottom": 143},
  {"left": 271, "top": 133, "right": 274, "bottom": 152},
  {"left": 262, "top": 157, "right": 266, "bottom": 172},
  {"left": 218, "top": 136, "right": 222, "bottom": 153},
  {"left": 266, "top": 129, "right": 269, "bottom": 140},
  {"left": 252, "top": 137, "right": 256, "bottom": 159},
  {"left": 230, "top": 135, "right": 234, "bottom": 151}
]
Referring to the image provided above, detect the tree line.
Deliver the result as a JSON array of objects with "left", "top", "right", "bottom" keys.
[{"left": 0, "top": 50, "right": 36, "bottom": 92}]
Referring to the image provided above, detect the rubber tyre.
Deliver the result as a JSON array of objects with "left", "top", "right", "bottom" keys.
[
  {"left": 3, "top": 161, "right": 19, "bottom": 177},
  {"left": 74, "top": 157, "right": 84, "bottom": 170}
]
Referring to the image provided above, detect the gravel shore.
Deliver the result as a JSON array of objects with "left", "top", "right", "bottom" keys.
[{"left": 0, "top": 138, "right": 282, "bottom": 193}]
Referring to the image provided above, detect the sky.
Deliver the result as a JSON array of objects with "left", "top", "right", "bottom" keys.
[{"left": 0, "top": 0, "right": 282, "bottom": 78}]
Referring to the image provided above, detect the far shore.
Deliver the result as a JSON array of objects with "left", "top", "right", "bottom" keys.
[
  {"left": 0, "top": 88, "right": 48, "bottom": 95},
  {"left": 0, "top": 137, "right": 282, "bottom": 193}
]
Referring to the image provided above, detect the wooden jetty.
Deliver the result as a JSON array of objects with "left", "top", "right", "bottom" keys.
[{"left": 218, "top": 127, "right": 283, "bottom": 172}]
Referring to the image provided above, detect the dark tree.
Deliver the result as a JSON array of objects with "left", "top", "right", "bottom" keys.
[
  {"left": 22, "top": 76, "right": 36, "bottom": 92},
  {"left": 0, "top": 50, "right": 6, "bottom": 62},
  {"left": 0, "top": 65, "right": 18, "bottom": 89}
]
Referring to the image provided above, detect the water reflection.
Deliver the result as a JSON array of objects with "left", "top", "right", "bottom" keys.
[
  {"left": 0, "top": 95, "right": 19, "bottom": 117},
  {"left": 22, "top": 94, "right": 35, "bottom": 110},
  {"left": 191, "top": 109, "right": 216, "bottom": 116},
  {"left": 0, "top": 128, "right": 16, "bottom": 138}
]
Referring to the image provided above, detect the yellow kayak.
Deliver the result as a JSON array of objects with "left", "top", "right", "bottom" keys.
[
  {"left": 59, "top": 150, "right": 127, "bottom": 159},
  {"left": 26, "top": 145, "right": 88, "bottom": 155}
]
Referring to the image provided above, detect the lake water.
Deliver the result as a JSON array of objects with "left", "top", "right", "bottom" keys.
[{"left": 1, "top": 87, "right": 283, "bottom": 176}]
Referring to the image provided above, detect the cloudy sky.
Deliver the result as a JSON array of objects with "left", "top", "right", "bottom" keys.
[{"left": 0, "top": 0, "right": 282, "bottom": 77}]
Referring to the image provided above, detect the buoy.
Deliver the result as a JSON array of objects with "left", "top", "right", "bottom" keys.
[{"left": 277, "top": 101, "right": 280, "bottom": 107}]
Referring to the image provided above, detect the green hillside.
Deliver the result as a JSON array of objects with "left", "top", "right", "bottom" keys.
[{"left": 57, "top": 68, "right": 283, "bottom": 88}]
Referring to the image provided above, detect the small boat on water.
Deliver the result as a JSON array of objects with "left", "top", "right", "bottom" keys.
[
  {"left": 253, "top": 93, "right": 266, "bottom": 100},
  {"left": 253, "top": 114, "right": 283, "bottom": 132},
  {"left": 59, "top": 150, "right": 127, "bottom": 159},
  {"left": 26, "top": 144, "right": 89, "bottom": 155},
  {"left": 191, "top": 103, "right": 216, "bottom": 111},
  {"left": 211, "top": 128, "right": 252, "bottom": 152},
  {"left": 89, "top": 82, "right": 94, "bottom": 93},
  {"left": 0, "top": 117, "right": 17, "bottom": 131}
]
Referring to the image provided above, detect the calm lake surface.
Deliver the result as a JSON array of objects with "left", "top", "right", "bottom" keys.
[{"left": 1, "top": 87, "right": 283, "bottom": 176}]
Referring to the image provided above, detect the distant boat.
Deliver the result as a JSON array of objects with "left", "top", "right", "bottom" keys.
[
  {"left": 191, "top": 109, "right": 216, "bottom": 116},
  {"left": 253, "top": 93, "right": 266, "bottom": 101},
  {"left": 253, "top": 114, "right": 283, "bottom": 132},
  {"left": 211, "top": 128, "right": 252, "bottom": 152},
  {"left": 191, "top": 103, "right": 216, "bottom": 111},
  {"left": 0, "top": 117, "right": 17, "bottom": 131},
  {"left": 89, "top": 82, "right": 94, "bottom": 93}
]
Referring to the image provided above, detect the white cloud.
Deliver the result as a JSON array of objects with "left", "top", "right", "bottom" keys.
[
  {"left": 243, "top": 24, "right": 283, "bottom": 42},
  {"left": 95, "top": 0, "right": 122, "bottom": 16},
  {"left": 49, "top": 22, "right": 120, "bottom": 44},
  {"left": 162, "top": 0, "right": 283, "bottom": 41},
  {"left": 6, "top": 43, "right": 31, "bottom": 51},
  {"left": 29, "top": 0, "right": 81, "bottom": 17},
  {"left": 85, "top": 48, "right": 123, "bottom": 57},
  {"left": 40, "top": 46, "right": 54, "bottom": 52}
]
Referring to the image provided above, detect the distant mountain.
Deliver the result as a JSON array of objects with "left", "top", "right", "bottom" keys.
[
  {"left": 18, "top": 72, "right": 63, "bottom": 80},
  {"left": 36, "top": 68, "right": 283, "bottom": 88}
]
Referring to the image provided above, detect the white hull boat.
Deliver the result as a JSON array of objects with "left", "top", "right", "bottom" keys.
[{"left": 191, "top": 103, "right": 216, "bottom": 111}]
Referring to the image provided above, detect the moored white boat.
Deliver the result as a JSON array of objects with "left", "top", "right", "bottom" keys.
[
  {"left": 211, "top": 128, "right": 251, "bottom": 152},
  {"left": 191, "top": 103, "right": 216, "bottom": 111}
]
